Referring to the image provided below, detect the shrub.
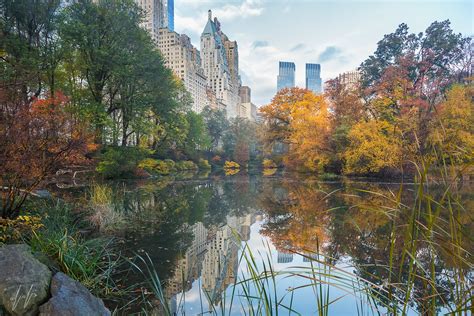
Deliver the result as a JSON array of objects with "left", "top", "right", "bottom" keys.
[
  {"left": 163, "top": 159, "right": 176, "bottom": 171},
  {"left": 138, "top": 158, "right": 160, "bottom": 172},
  {"left": 211, "top": 155, "right": 222, "bottom": 164},
  {"left": 224, "top": 161, "right": 240, "bottom": 170},
  {"left": 0, "top": 215, "right": 43, "bottom": 244},
  {"left": 97, "top": 146, "right": 148, "bottom": 179},
  {"left": 198, "top": 159, "right": 211, "bottom": 170},
  {"left": 262, "top": 159, "right": 277, "bottom": 169},
  {"left": 175, "top": 161, "right": 198, "bottom": 171}
]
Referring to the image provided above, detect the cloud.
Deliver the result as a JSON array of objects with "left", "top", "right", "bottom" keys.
[
  {"left": 318, "top": 46, "right": 343, "bottom": 63},
  {"left": 290, "top": 43, "right": 305, "bottom": 52},
  {"left": 252, "top": 40, "right": 269, "bottom": 49},
  {"left": 213, "top": 0, "right": 264, "bottom": 22}
]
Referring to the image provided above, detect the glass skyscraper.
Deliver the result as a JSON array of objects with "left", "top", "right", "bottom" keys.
[
  {"left": 277, "top": 61, "right": 296, "bottom": 91},
  {"left": 305, "top": 63, "right": 322, "bottom": 93},
  {"left": 166, "top": 0, "right": 174, "bottom": 31}
]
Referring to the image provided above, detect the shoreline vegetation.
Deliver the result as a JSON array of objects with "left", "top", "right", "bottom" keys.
[{"left": 0, "top": 0, "right": 472, "bottom": 315}]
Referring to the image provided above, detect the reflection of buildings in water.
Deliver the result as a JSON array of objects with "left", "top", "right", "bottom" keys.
[
  {"left": 302, "top": 253, "right": 319, "bottom": 262},
  {"left": 166, "top": 222, "right": 208, "bottom": 298},
  {"left": 166, "top": 214, "right": 256, "bottom": 305},
  {"left": 277, "top": 251, "right": 294, "bottom": 263}
]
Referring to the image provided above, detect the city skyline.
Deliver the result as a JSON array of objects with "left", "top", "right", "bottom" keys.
[{"left": 173, "top": 0, "right": 472, "bottom": 106}]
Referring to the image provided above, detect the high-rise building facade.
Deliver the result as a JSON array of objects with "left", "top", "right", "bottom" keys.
[
  {"left": 277, "top": 61, "right": 296, "bottom": 91},
  {"left": 238, "top": 86, "right": 257, "bottom": 121},
  {"left": 306, "top": 63, "right": 322, "bottom": 94},
  {"left": 337, "top": 70, "right": 360, "bottom": 89},
  {"left": 135, "top": 0, "right": 164, "bottom": 41},
  {"left": 201, "top": 10, "right": 241, "bottom": 118},
  {"left": 158, "top": 28, "right": 208, "bottom": 112}
]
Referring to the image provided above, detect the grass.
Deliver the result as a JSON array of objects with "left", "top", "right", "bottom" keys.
[
  {"left": 88, "top": 183, "right": 124, "bottom": 232},
  {"left": 25, "top": 200, "right": 131, "bottom": 301}
]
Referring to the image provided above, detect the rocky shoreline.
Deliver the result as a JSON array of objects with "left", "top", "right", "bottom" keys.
[{"left": 0, "top": 244, "right": 110, "bottom": 316}]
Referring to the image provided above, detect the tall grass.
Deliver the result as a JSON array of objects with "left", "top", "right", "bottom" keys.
[
  {"left": 88, "top": 183, "right": 124, "bottom": 232},
  {"left": 27, "top": 201, "right": 129, "bottom": 300}
]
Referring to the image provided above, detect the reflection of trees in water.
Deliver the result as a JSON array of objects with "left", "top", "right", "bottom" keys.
[
  {"left": 105, "top": 175, "right": 260, "bottom": 311},
  {"left": 259, "top": 179, "right": 473, "bottom": 314}
]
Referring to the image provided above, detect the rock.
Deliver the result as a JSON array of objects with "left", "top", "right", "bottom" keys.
[
  {"left": 39, "top": 272, "right": 110, "bottom": 316},
  {"left": 0, "top": 244, "right": 52, "bottom": 316}
]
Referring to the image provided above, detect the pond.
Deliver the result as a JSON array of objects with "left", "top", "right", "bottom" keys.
[{"left": 59, "top": 172, "right": 473, "bottom": 315}]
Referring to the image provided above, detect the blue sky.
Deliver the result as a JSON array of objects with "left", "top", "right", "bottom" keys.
[{"left": 174, "top": 0, "right": 473, "bottom": 106}]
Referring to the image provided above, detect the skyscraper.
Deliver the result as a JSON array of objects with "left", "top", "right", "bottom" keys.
[
  {"left": 305, "top": 63, "right": 322, "bottom": 94},
  {"left": 158, "top": 28, "right": 208, "bottom": 113},
  {"left": 277, "top": 62, "right": 296, "bottom": 91},
  {"left": 163, "top": 0, "right": 174, "bottom": 31},
  {"left": 200, "top": 10, "right": 241, "bottom": 118},
  {"left": 134, "top": 0, "right": 164, "bottom": 41}
]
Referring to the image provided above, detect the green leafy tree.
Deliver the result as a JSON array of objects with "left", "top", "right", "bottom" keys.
[
  {"left": 201, "top": 106, "right": 229, "bottom": 150},
  {"left": 183, "top": 111, "right": 211, "bottom": 160}
]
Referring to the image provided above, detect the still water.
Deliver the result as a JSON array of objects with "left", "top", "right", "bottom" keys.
[{"left": 73, "top": 172, "right": 472, "bottom": 315}]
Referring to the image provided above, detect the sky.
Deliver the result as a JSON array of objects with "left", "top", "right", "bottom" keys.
[{"left": 174, "top": 0, "right": 473, "bottom": 106}]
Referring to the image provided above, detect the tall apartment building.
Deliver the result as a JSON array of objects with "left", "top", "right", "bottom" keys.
[
  {"left": 158, "top": 28, "right": 208, "bottom": 112},
  {"left": 134, "top": 0, "right": 173, "bottom": 40},
  {"left": 337, "top": 70, "right": 361, "bottom": 90},
  {"left": 277, "top": 61, "right": 296, "bottom": 91},
  {"left": 201, "top": 10, "right": 241, "bottom": 118},
  {"left": 135, "top": 0, "right": 163, "bottom": 41},
  {"left": 306, "top": 63, "right": 322, "bottom": 94}
]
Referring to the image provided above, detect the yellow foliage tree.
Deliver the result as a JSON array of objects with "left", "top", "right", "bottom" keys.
[
  {"left": 428, "top": 84, "right": 474, "bottom": 164},
  {"left": 260, "top": 88, "right": 332, "bottom": 172},
  {"left": 287, "top": 93, "right": 332, "bottom": 171},
  {"left": 343, "top": 120, "right": 403, "bottom": 174}
]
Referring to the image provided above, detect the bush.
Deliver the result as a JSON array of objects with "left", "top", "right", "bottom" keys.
[
  {"left": 224, "top": 161, "right": 240, "bottom": 170},
  {"left": 97, "top": 146, "right": 148, "bottom": 179},
  {"left": 262, "top": 159, "right": 277, "bottom": 169},
  {"left": 163, "top": 159, "right": 176, "bottom": 171},
  {"left": 198, "top": 159, "right": 211, "bottom": 170},
  {"left": 175, "top": 160, "right": 198, "bottom": 171}
]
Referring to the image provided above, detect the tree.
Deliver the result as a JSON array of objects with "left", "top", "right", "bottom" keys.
[
  {"left": 259, "top": 87, "right": 307, "bottom": 148},
  {"left": 201, "top": 106, "right": 228, "bottom": 150},
  {"left": 0, "top": 92, "right": 91, "bottom": 218},
  {"left": 260, "top": 88, "right": 332, "bottom": 171},
  {"left": 287, "top": 93, "right": 332, "bottom": 171},
  {"left": 223, "top": 117, "right": 256, "bottom": 164},
  {"left": 343, "top": 120, "right": 403, "bottom": 175},
  {"left": 360, "top": 20, "right": 471, "bottom": 105},
  {"left": 428, "top": 84, "right": 474, "bottom": 164},
  {"left": 183, "top": 111, "right": 211, "bottom": 160}
]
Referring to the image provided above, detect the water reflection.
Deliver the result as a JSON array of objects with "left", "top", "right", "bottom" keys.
[{"left": 88, "top": 174, "right": 472, "bottom": 315}]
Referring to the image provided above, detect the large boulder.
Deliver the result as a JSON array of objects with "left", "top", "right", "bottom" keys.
[
  {"left": 39, "top": 272, "right": 110, "bottom": 316},
  {"left": 0, "top": 244, "right": 52, "bottom": 315}
]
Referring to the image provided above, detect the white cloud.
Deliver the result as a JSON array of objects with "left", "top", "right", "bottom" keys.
[{"left": 213, "top": 0, "right": 264, "bottom": 21}]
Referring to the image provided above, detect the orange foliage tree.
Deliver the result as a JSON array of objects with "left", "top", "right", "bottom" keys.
[
  {"left": 259, "top": 88, "right": 332, "bottom": 171},
  {"left": 0, "top": 91, "right": 92, "bottom": 218}
]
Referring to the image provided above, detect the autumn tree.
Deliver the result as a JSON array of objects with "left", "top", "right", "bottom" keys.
[
  {"left": 0, "top": 92, "right": 91, "bottom": 218},
  {"left": 260, "top": 88, "right": 332, "bottom": 171},
  {"left": 428, "top": 84, "right": 474, "bottom": 164},
  {"left": 343, "top": 120, "right": 403, "bottom": 175}
]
